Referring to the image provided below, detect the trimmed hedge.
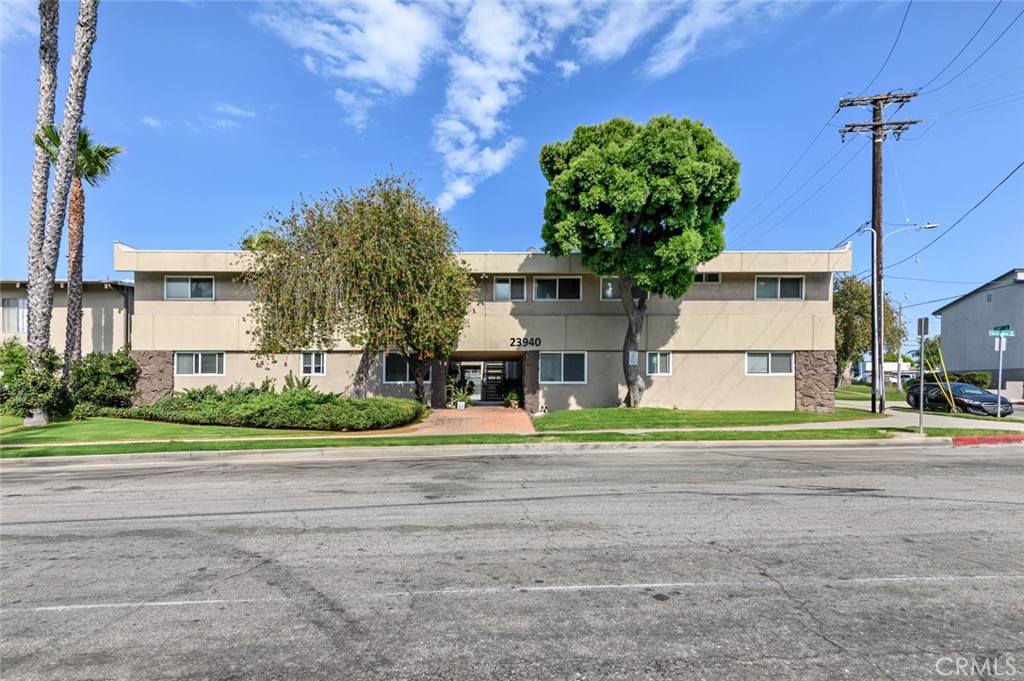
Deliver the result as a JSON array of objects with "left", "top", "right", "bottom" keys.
[
  {"left": 957, "top": 371, "right": 992, "bottom": 389},
  {"left": 83, "top": 383, "right": 425, "bottom": 432}
]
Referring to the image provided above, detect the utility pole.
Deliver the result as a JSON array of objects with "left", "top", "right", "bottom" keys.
[{"left": 838, "top": 92, "right": 920, "bottom": 414}]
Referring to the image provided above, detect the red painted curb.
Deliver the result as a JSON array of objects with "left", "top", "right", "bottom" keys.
[{"left": 952, "top": 434, "right": 1024, "bottom": 447}]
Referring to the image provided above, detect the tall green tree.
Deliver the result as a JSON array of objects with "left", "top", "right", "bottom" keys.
[
  {"left": 540, "top": 115, "right": 740, "bottom": 406},
  {"left": 25, "top": 0, "right": 101, "bottom": 426},
  {"left": 35, "top": 124, "right": 123, "bottom": 375},
  {"left": 244, "top": 175, "right": 476, "bottom": 405},
  {"left": 833, "top": 274, "right": 907, "bottom": 385}
]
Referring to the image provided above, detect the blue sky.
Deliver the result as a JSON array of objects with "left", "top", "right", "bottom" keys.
[{"left": 2, "top": 0, "right": 1022, "bottom": 340}]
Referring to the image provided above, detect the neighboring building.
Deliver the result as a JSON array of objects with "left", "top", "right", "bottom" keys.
[
  {"left": 114, "top": 241, "right": 851, "bottom": 413},
  {"left": 1, "top": 279, "right": 133, "bottom": 354},
  {"left": 933, "top": 268, "right": 1024, "bottom": 389}
]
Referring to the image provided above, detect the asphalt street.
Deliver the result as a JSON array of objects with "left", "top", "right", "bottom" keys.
[{"left": 2, "top": 443, "right": 1023, "bottom": 680}]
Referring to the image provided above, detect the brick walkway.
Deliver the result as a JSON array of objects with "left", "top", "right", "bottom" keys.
[{"left": 412, "top": 406, "right": 536, "bottom": 435}]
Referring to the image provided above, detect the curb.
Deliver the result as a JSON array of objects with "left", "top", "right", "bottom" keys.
[
  {"left": 0, "top": 437, "right": 956, "bottom": 468},
  {"left": 952, "top": 433, "right": 1024, "bottom": 447}
]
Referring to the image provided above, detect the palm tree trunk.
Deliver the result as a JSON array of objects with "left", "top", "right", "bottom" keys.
[
  {"left": 26, "top": 0, "right": 60, "bottom": 355},
  {"left": 63, "top": 178, "right": 86, "bottom": 378},
  {"left": 30, "top": 0, "right": 100, "bottom": 358}
]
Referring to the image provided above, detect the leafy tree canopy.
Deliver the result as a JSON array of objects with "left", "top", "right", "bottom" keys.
[
  {"left": 833, "top": 274, "right": 908, "bottom": 383},
  {"left": 540, "top": 114, "right": 740, "bottom": 295}
]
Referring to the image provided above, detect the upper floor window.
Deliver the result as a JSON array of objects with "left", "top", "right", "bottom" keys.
[
  {"left": 539, "top": 351, "right": 587, "bottom": 383},
  {"left": 383, "top": 352, "right": 431, "bottom": 383},
  {"left": 600, "top": 277, "right": 642, "bottom": 301},
  {"left": 535, "top": 277, "right": 581, "bottom": 301},
  {"left": 1, "top": 298, "right": 27, "bottom": 333},
  {"left": 494, "top": 277, "right": 526, "bottom": 302},
  {"left": 755, "top": 276, "right": 803, "bottom": 300},
  {"left": 694, "top": 273, "right": 721, "bottom": 284},
  {"left": 174, "top": 351, "right": 224, "bottom": 376},
  {"left": 301, "top": 352, "right": 326, "bottom": 376},
  {"left": 165, "top": 276, "right": 214, "bottom": 300}
]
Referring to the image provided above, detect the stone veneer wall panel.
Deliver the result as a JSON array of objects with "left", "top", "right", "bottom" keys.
[
  {"left": 523, "top": 351, "right": 540, "bottom": 414},
  {"left": 131, "top": 350, "right": 174, "bottom": 405},
  {"left": 795, "top": 350, "right": 836, "bottom": 413}
]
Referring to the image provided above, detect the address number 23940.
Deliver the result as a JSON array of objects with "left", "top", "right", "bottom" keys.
[{"left": 510, "top": 337, "right": 542, "bottom": 347}]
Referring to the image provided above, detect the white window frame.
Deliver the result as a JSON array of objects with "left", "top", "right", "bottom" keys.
[
  {"left": 754, "top": 275, "right": 804, "bottom": 300},
  {"left": 382, "top": 352, "right": 431, "bottom": 384},
  {"left": 1, "top": 298, "right": 28, "bottom": 333},
  {"left": 300, "top": 351, "right": 326, "bottom": 376},
  {"left": 164, "top": 275, "right": 215, "bottom": 301},
  {"left": 539, "top": 351, "right": 588, "bottom": 384},
  {"left": 493, "top": 276, "right": 527, "bottom": 302},
  {"left": 745, "top": 352, "right": 794, "bottom": 376},
  {"left": 646, "top": 351, "right": 672, "bottom": 376},
  {"left": 534, "top": 276, "right": 583, "bottom": 302},
  {"left": 600, "top": 277, "right": 620, "bottom": 302},
  {"left": 694, "top": 273, "right": 721, "bottom": 284},
  {"left": 173, "top": 351, "right": 225, "bottom": 376}
]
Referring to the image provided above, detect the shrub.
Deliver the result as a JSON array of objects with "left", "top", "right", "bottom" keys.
[
  {"left": 957, "top": 371, "right": 992, "bottom": 389},
  {"left": 0, "top": 339, "right": 30, "bottom": 410},
  {"left": 3, "top": 348, "right": 71, "bottom": 418},
  {"left": 69, "top": 348, "right": 140, "bottom": 408},
  {"left": 90, "top": 383, "right": 425, "bottom": 432}
]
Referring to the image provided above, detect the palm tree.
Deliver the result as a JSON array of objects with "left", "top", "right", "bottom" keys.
[{"left": 35, "top": 124, "right": 122, "bottom": 375}]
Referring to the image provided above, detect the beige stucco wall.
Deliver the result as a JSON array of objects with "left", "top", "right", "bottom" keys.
[{"left": 1, "top": 282, "right": 130, "bottom": 354}]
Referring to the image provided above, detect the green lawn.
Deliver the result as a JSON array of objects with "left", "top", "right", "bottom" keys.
[
  {"left": 0, "top": 415, "right": 23, "bottom": 429},
  {"left": 834, "top": 384, "right": 907, "bottom": 402},
  {"left": 889, "top": 406, "right": 1018, "bottom": 423},
  {"left": 0, "top": 427, "right": 901, "bottom": 458},
  {"left": 0, "top": 417, "right": 344, "bottom": 446},
  {"left": 531, "top": 407, "right": 879, "bottom": 432}
]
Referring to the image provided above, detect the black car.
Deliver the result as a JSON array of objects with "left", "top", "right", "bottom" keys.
[{"left": 906, "top": 381, "right": 1014, "bottom": 417}]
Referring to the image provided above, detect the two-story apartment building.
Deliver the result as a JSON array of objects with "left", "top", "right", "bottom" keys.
[{"left": 115, "top": 242, "right": 850, "bottom": 413}]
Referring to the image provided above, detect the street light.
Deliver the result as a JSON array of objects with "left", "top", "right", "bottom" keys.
[{"left": 857, "top": 222, "right": 938, "bottom": 413}]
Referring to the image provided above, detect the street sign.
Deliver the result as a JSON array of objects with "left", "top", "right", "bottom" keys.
[
  {"left": 995, "top": 337, "right": 1007, "bottom": 352},
  {"left": 917, "top": 317, "right": 929, "bottom": 336},
  {"left": 989, "top": 329, "right": 1015, "bottom": 337},
  {"left": 994, "top": 324, "right": 1010, "bottom": 331}
]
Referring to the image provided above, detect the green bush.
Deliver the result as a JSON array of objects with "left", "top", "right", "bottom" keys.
[
  {"left": 68, "top": 348, "right": 140, "bottom": 408},
  {"left": 2, "top": 348, "right": 71, "bottom": 417},
  {"left": 957, "top": 371, "right": 992, "bottom": 389},
  {"left": 89, "top": 383, "right": 425, "bottom": 432},
  {"left": 0, "top": 339, "right": 30, "bottom": 410}
]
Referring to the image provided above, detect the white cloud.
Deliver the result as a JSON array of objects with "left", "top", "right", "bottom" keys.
[
  {"left": 213, "top": 102, "right": 256, "bottom": 118},
  {"left": 202, "top": 117, "right": 240, "bottom": 131},
  {"left": 556, "top": 60, "right": 580, "bottom": 78},
  {"left": 141, "top": 116, "right": 163, "bottom": 129},
  {"left": 254, "top": 1, "right": 443, "bottom": 111},
  {"left": 0, "top": 0, "right": 36, "bottom": 45},
  {"left": 257, "top": 0, "right": 796, "bottom": 211},
  {"left": 577, "top": 1, "right": 672, "bottom": 63}
]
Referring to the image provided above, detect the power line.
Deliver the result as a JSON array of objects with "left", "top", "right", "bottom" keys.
[
  {"left": 914, "top": 64, "right": 1024, "bottom": 106},
  {"left": 931, "top": 90, "right": 1024, "bottom": 118},
  {"left": 728, "top": 141, "right": 859, "bottom": 245},
  {"left": 726, "top": 115, "right": 838, "bottom": 235},
  {"left": 902, "top": 282, "right": 1019, "bottom": 310},
  {"left": 857, "top": 0, "right": 914, "bottom": 97},
  {"left": 916, "top": 0, "right": 1003, "bottom": 91},
  {"left": 887, "top": 276, "right": 986, "bottom": 285},
  {"left": 920, "top": 5, "right": 1024, "bottom": 95},
  {"left": 885, "top": 159, "right": 1024, "bottom": 271},
  {"left": 736, "top": 142, "right": 868, "bottom": 249}
]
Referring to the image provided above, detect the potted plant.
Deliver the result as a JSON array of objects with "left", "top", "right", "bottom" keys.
[
  {"left": 451, "top": 387, "right": 472, "bottom": 409},
  {"left": 505, "top": 390, "right": 519, "bottom": 409}
]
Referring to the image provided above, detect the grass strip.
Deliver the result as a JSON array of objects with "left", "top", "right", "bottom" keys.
[
  {"left": 888, "top": 427, "right": 1023, "bottom": 438},
  {"left": 834, "top": 385, "right": 907, "bottom": 402},
  {"left": 532, "top": 407, "right": 879, "bottom": 432},
  {"left": 1, "top": 428, "right": 897, "bottom": 459}
]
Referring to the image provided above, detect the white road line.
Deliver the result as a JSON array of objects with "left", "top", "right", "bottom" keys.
[
  {"left": 9, "top": 575, "right": 1021, "bottom": 612},
  {"left": 7, "top": 598, "right": 286, "bottom": 613}
]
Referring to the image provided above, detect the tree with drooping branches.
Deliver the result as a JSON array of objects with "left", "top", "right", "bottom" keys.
[
  {"left": 539, "top": 114, "right": 741, "bottom": 407},
  {"left": 244, "top": 174, "right": 476, "bottom": 405}
]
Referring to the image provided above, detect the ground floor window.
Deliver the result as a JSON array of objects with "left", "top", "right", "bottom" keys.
[
  {"left": 539, "top": 352, "right": 587, "bottom": 383},
  {"left": 646, "top": 351, "right": 672, "bottom": 376},
  {"left": 174, "top": 352, "right": 224, "bottom": 376},
  {"left": 746, "top": 352, "right": 794, "bottom": 375},
  {"left": 1, "top": 298, "right": 27, "bottom": 333},
  {"left": 383, "top": 353, "right": 431, "bottom": 383},
  {"left": 301, "top": 351, "right": 325, "bottom": 376}
]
